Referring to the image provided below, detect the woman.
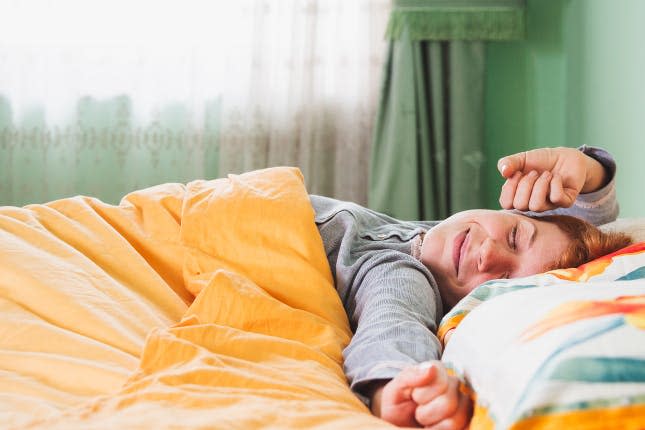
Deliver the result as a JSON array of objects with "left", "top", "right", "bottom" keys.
[{"left": 311, "top": 146, "right": 631, "bottom": 429}]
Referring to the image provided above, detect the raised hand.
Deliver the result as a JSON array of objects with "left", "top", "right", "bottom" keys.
[{"left": 497, "top": 147, "right": 608, "bottom": 212}]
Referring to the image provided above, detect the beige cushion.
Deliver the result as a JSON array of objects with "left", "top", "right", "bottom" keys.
[{"left": 599, "top": 217, "right": 645, "bottom": 242}]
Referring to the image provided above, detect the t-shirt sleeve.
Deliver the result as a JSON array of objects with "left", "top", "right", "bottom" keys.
[{"left": 342, "top": 253, "right": 442, "bottom": 404}]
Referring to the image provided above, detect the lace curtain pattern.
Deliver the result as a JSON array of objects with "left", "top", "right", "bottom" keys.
[{"left": 0, "top": 0, "right": 390, "bottom": 206}]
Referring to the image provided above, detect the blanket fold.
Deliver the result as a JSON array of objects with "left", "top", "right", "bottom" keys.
[{"left": 1, "top": 167, "right": 396, "bottom": 429}]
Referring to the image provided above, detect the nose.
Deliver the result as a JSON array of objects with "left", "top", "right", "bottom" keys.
[{"left": 478, "top": 238, "right": 511, "bottom": 273}]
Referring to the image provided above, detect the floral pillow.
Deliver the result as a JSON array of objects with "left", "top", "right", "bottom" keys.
[{"left": 439, "top": 243, "right": 645, "bottom": 429}]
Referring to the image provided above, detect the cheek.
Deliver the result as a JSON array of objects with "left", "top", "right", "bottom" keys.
[
  {"left": 532, "top": 232, "right": 570, "bottom": 272},
  {"left": 421, "top": 226, "right": 451, "bottom": 261},
  {"left": 518, "top": 249, "right": 560, "bottom": 277},
  {"left": 420, "top": 238, "right": 440, "bottom": 269},
  {"left": 466, "top": 273, "right": 494, "bottom": 292}
]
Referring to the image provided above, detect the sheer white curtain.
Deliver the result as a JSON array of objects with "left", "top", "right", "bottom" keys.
[{"left": 0, "top": 0, "right": 390, "bottom": 205}]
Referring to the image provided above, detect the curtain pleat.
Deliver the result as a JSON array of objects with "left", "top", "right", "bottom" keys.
[{"left": 368, "top": 0, "right": 524, "bottom": 220}]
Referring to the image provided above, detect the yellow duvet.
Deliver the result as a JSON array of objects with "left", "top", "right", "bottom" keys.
[{"left": 0, "top": 167, "right": 394, "bottom": 429}]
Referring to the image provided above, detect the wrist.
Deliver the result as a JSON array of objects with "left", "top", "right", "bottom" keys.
[
  {"left": 369, "top": 384, "right": 386, "bottom": 417},
  {"left": 582, "top": 154, "right": 609, "bottom": 193}
]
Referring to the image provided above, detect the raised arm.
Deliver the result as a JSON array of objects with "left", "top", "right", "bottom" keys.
[{"left": 496, "top": 146, "right": 618, "bottom": 225}]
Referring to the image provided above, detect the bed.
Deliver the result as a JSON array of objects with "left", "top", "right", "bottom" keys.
[{"left": 0, "top": 166, "right": 643, "bottom": 429}]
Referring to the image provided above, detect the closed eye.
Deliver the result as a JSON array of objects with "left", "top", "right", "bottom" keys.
[{"left": 508, "top": 225, "right": 518, "bottom": 250}]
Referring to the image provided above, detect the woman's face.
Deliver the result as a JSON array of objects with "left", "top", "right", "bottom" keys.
[{"left": 420, "top": 209, "right": 569, "bottom": 308}]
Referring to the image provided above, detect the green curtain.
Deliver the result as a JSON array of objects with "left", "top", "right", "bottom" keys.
[{"left": 368, "top": 0, "right": 525, "bottom": 220}]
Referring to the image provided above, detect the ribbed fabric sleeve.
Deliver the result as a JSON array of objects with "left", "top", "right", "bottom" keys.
[
  {"left": 343, "top": 253, "right": 442, "bottom": 402},
  {"left": 310, "top": 196, "right": 442, "bottom": 404}
]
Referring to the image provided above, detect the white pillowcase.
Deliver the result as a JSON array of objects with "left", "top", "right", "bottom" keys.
[{"left": 600, "top": 217, "right": 645, "bottom": 242}]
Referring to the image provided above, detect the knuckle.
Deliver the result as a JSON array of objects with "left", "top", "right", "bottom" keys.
[
  {"left": 528, "top": 200, "right": 544, "bottom": 212},
  {"left": 518, "top": 151, "right": 527, "bottom": 170},
  {"left": 439, "top": 417, "right": 460, "bottom": 430},
  {"left": 411, "top": 386, "right": 431, "bottom": 404},
  {"left": 513, "top": 198, "right": 528, "bottom": 211},
  {"left": 415, "top": 407, "right": 432, "bottom": 427},
  {"left": 501, "top": 180, "right": 513, "bottom": 191},
  {"left": 434, "top": 377, "right": 449, "bottom": 395},
  {"left": 551, "top": 194, "right": 572, "bottom": 207}
]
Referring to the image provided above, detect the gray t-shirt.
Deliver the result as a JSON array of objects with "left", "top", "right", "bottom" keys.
[{"left": 310, "top": 146, "right": 619, "bottom": 402}]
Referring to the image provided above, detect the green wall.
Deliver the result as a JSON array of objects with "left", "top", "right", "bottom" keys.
[{"left": 484, "top": 0, "right": 645, "bottom": 217}]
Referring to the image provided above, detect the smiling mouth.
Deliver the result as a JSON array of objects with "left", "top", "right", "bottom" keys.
[{"left": 453, "top": 229, "right": 469, "bottom": 276}]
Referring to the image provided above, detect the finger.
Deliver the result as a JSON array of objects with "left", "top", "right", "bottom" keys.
[
  {"left": 410, "top": 363, "right": 449, "bottom": 404},
  {"left": 424, "top": 391, "right": 473, "bottom": 430},
  {"left": 528, "top": 171, "right": 556, "bottom": 212},
  {"left": 414, "top": 377, "right": 459, "bottom": 427},
  {"left": 498, "top": 171, "right": 521, "bottom": 209},
  {"left": 512, "top": 170, "right": 540, "bottom": 211},
  {"left": 497, "top": 152, "right": 527, "bottom": 178},
  {"left": 378, "top": 389, "right": 419, "bottom": 428},
  {"left": 549, "top": 174, "right": 576, "bottom": 208},
  {"left": 387, "top": 362, "right": 438, "bottom": 404}
]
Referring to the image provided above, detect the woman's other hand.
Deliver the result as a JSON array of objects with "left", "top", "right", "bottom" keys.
[
  {"left": 369, "top": 364, "right": 433, "bottom": 427},
  {"left": 410, "top": 361, "right": 472, "bottom": 429},
  {"left": 370, "top": 361, "right": 472, "bottom": 429},
  {"left": 497, "top": 147, "right": 609, "bottom": 212}
]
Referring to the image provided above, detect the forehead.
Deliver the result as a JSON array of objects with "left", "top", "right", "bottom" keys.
[
  {"left": 466, "top": 208, "right": 520, "bottom": 224},
  {"left": 454, "top": 208, "right": 510, "bottom": 221}
]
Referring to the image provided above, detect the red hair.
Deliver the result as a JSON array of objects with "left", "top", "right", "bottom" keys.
[{"left": 532, "top": 215, "right": 633, "bottom": 270}]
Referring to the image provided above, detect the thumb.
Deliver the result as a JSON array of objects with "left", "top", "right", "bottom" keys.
[
  {"left": 388, "top": 362, "right": 438, "bottom": 403},
  {"left": 497, "top": 152, "right": 527, "bottom": 179}
]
